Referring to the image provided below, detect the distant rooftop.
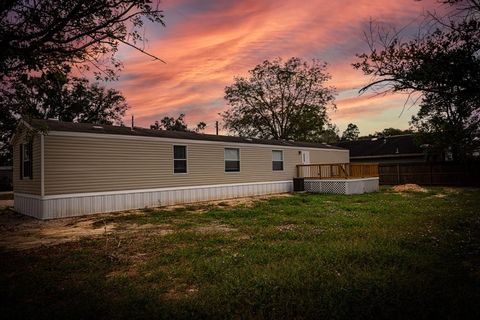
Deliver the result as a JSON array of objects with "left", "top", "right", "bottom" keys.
[
  {"left": 29, "top": 119, "right": 345, "bottom": 150},
  {"left": 335, "top": 135, "right": 423, "bottom": 158}
]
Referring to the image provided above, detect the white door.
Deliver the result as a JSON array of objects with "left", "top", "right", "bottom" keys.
[
  {"left": 301, "top": 151, "right": 310, "bottom": 164},
  {"left": 301, "top": 151, "right": 310, "bottom": 177}
]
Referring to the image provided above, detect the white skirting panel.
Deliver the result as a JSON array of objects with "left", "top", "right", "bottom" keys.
[
  {"left": 304, "top": 178, "right": 379, "bottom": 195},
  {"left": 14, "top": 180, "right": 293, "bottom": 220},
  {"left": 14, "top": 193, "right": 44, "bottom": 219}
]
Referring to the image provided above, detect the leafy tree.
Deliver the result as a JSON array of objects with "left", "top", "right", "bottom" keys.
[
  {"left": 150, "top": 121, "right": 162, "bottom": 130},
  {"left": 0, "top": 66, "right": 128, "bottom": 164},
  {"left": 375, "top": 128, "right": 413, "bottom": 137},
  {"left": 341, "top": 123, "right": 360, "bottom": 141},
  {"left": 222, "top": 57, "right": 336, "bottom": 142},
  {"left": 195, "top": 122, "right": 207, "bottom": 133},
  {"left": 0, "top": 0, "right": 164, "bottom": 165},
  {"left": 316, "top": 124, "right": 340, "bottom": 144},
  {"left": 0, "top": 0, "right": 164, "bottom": 80},
  {"left": 353, "top": 0, "right": 480, "bottom": 160},
  {"left": 150, "top": 114, "right": 187, "bottom": 131},
  {"left": 358, "top": 128, "right": 413, "bottom": 140},
  {"left": 410, "top": 91, "right": 479, "bottom": 158},
  {"left": 150, "top": 114, "right": 207, "bottom": 133}
]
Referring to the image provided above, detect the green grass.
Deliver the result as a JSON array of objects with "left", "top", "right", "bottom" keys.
[{"left": 1, "top": 187, "right": 480, "bottom": 319}]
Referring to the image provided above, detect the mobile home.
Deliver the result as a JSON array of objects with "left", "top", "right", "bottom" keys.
[{"left": 12, "top": 119, "right": 352, "bottom": 219}]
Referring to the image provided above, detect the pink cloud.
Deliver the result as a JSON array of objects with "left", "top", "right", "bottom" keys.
[{"left": 113, "top": 0, "right": 439, "bottom": 134}]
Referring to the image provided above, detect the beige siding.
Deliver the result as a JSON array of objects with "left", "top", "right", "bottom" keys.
[
  {"left": 12, "top": 128, "right": 41, "bottom": 195},
  {"left": 44, "top": 134, "right": 348, "bottom": 195}
]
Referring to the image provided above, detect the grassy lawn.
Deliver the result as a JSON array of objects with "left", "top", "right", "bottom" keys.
[{"left": 1, "top": 187, "right": 480, "bottom": 319}]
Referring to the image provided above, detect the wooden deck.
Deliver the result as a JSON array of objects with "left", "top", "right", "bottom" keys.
[{"left": 296, "top": 163, "right": 379, "bottom": 179}]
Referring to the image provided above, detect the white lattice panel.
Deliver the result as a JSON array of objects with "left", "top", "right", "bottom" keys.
[
  {"left": 321, "top": 180, "right": 346, "bottom": 194},
  {"left": 305, "top": 180, "right": 346, "bottom": 194},
  {"left": 304, "top": 180, "right": 321, "bottom": 193},
  {"left": 304, "top": 178, "right": 379, "bottom": 195}
]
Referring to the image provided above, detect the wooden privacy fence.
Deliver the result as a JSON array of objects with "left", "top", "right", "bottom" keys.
[
  {"left": 297, "top": 163, "right": 379, "bottom": 179},
  {"left": 378, "top": 162, "right": 480, "bottom": 186}
]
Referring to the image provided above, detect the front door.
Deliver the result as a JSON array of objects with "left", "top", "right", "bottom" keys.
[
  {"left": 301, "top": 151, "right": 311, "bottom": 178},
  {"left": 301, "top": 151, "right": 310, "bottom": 164}
]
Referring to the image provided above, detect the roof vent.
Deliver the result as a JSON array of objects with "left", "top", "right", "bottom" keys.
[{"left": 92, "top": 125, "right": 104, "bottom": 129}]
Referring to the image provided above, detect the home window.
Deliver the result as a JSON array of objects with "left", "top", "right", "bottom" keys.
[
  {"left": 173, "top": 145, "right": 187, "bottom": 173},
  {"left": 272, "top": 150, "right": 284, "bottom": 171},
  {"left": 21, "top": 142, "right": 32, "bottom": 179},
  {"left": 225, "top": 148, "right": 240, "bottom": 172}
]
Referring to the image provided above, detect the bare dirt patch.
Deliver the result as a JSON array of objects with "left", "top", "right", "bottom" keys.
[
  {"left": 432, "top": 194, "right": 447, "bottom": 198},
  {"left": 162, "top": 193, "right": 292, "bottom": 213},
  {"left": 443, "top": 187, "right": 460, "bottom": 194},
  {"left": 0, "top": 193, "right": 289, "bottom": 251},
  {"left": 276, "top": 224, "right": 297, "bottom": 232},
  {"left": 391, "top": 184, "right": 428, "bottom": 193},
  {"left": 164, "top": 284, "right": 199, "bottom": 300},
  {"left": 216, "top": 193, "right": 291, "bottom": 207},
  {"left": 0, "top": 209, "right": 174, "bottom": 251},
  {"left": 427, "top": 187, "right": 461, "bottom": 199},
  {"left": 0, "top": 199, "right": 13, "bottom": 208},
  {"left": 115, "top": 223, "right": 174, "bottom": 235},
  {"left": 193, "top": 224, "right": 237, "bottom": 234},
  {"left": 0, "top": 209, "right": 118, "bottom": 251}
]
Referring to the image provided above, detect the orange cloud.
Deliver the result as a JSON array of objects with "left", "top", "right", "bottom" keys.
[{"left": 114, "top": 0, "right": 439, "bottom": 134}]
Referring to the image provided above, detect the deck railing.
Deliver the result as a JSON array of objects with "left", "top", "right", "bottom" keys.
[{"left": 296, "top": 163, "right": 379, "bottom": 179}]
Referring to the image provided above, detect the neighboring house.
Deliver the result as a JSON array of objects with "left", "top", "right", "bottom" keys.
[
  {"left": 335, "top": 135, "right": 429, "bottom": 164},
  {"left": 12, "top": 119, "right": 349, "bottom": 219},
  {"left": 0, "top": 166, "right": 13, "bottom": 191}
]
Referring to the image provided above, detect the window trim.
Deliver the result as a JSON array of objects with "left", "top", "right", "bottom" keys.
[
  {"left": 272, "top": 149, "right": 284, "bottom": 172},
  {"left": 173, "top": 144, "right": 188, "bottom": 174},
  {"left": 21, "top": 142, "right": 33, "bottom": 179},
  {"left": 224, "top": 147, "right": 240, "bottom": 173}
]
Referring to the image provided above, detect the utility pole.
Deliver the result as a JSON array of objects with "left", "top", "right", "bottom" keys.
[
  {"left": 215, "top": 121, "right": 219, "bottom": 135},
  {"left": 131, "top": 115, "right": 134, "bottom": 130}
]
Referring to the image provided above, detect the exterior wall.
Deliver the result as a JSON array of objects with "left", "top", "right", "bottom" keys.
[
  {"left": 43, "top": 132, "right": 348, "bottom": 196},
  {"left": 15, "top": 180, "right": 293, "bottom": 219},
  {"left": 12, "top": 128, "right": 41, "bottom": 195}
]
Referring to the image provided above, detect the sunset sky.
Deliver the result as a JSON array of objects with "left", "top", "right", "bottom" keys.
[{"left": 114, "top": 0, "right": 440, "bottom": 136}]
